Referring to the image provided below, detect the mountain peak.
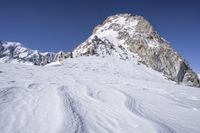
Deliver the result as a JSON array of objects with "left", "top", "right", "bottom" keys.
[
  {"left": 93, "top": 13, "right": 157, "bottom": 41},
  {"left": 0, "top": 40, "right": 22, "bottom": 47},
  {"left": 73, "top": 13, "right": 200, "bottom": 87},
  {"left": 73, "top": 13, "right": 162, "bottom": 57}
]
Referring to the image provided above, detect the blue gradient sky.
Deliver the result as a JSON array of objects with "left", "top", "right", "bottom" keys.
[{"left": 0, "top": 0, "right": 200, "bottom": 72}]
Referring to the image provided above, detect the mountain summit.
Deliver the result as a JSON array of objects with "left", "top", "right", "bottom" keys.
[
  {"left": 0, "top": 14, "right": 199, "bottom": 87},
  {"left": 73, "top": 14, "right": 200, "bottom": 87}
]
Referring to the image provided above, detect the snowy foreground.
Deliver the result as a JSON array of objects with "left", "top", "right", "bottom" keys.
[{"left": 0, "top": 56, "right": 200, "bottom": 133}]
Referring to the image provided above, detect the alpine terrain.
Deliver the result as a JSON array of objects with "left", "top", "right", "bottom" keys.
[{"left": 0, "top": 14, "right": 200, "bottom": 133}]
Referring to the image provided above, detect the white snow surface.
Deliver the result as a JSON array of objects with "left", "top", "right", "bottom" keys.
[
  {"left": 45, "top": 61, "right": 62, "bottom": 67},
  {"left": 0, "top": 56, "right": 200, "bottom": 133}
]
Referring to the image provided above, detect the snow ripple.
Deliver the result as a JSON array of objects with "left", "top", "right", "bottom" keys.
[
  {"left": 58, "top": 86, "right": 86, "bottom": 133},
  {"left": 121, "top": 91, "right": 176, "bottom": 133}
]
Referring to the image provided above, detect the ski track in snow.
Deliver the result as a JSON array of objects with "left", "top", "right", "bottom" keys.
[{"left": 0, "top": 56, "right": 200, "bottom": 133}]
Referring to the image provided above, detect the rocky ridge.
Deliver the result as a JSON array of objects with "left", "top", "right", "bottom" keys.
[{"left": 0, "top": 40, "right": 72, "bottom": 65}]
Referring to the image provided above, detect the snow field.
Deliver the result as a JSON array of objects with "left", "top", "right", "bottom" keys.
[{"left": 0, "top": 56, "right": 200, "bottom": 133}]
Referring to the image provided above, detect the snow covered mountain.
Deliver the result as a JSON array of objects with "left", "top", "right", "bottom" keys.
[
  {"left": 73, "top": 14, "right": 200, "bottom": 87},
  {"left": 0, "top": 14, "right": 199, "bottom": 87},
  {"left": 1, "top": 13, "right": 200, "bottom": 133},
  {"left": 0, "top": 40, "right": 72, "bottom": 65}
]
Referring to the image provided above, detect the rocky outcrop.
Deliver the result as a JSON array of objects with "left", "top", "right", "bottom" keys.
[
  {"left": 73, "top": 14, "right": 200, "bottom": 87},
  {"left": 0, "top": 41, "right": 72, "bottom": 65},
  {"left": 73, "top": 35, "right": 130, "bottom": 59}
]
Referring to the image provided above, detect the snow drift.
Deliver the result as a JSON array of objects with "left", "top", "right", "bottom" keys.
[{"left": 0, "top": 56, "right": 200, "bottom": 133}]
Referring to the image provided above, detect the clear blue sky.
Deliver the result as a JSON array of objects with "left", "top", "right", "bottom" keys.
[{"left": 0, "top": 0, "right": 199, "bottom": 72}]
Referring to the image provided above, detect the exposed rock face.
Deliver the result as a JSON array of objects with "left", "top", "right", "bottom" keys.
[
  {"left": 73, "top": 35, "right": 130, "bottom": 59},
  {"left": 0, "top": 41, "right": 72, "bottom": 65},
  {"left": 73, "top": 14, "right": 200, "bottom": 87}
]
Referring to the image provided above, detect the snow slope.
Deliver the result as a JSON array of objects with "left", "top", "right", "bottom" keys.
[{"left": 0, "top": 56, "right": 200, "bottom": 133}]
